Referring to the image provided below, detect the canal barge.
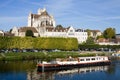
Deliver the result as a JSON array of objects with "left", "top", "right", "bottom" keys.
[{"left": 37, "top": 56, "right": 111, "bottom": 72}]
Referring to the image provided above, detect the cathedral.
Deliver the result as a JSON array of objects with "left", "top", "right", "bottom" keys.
[
  {"left": 28, "top": 8, "right": 55, "bottom": 28},
  {"left": 11, "top": 8, "right": 88, "bottom": 43}
]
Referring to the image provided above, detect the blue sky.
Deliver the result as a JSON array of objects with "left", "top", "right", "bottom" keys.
[{"left": 0, "top": 0, "right": 120, "bottom": 33}]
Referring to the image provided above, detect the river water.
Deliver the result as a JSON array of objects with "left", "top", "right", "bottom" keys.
[{"left": 0, "top": 59, "right": 120, "bottom": 80}]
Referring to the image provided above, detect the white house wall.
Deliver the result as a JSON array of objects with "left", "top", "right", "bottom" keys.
[
  {"left": 34, "top": 33, "right": 39, "bottom": 37},
  {"left": 43, "top": 29, "right": 87, "bottom": 43},
  {"left": 45, "top": 32, "right": 66, "bottom": 37},
  {"left": 75, "top": 32, "right": 88, "bottom": 43},
  {"left": 0, "top": 30, "right": 4, "bottom": 36},
  {"left": 19, "top": 32, "right": 25, "bottom": 37}
]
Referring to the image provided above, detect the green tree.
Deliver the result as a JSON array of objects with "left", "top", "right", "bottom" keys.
[
  {"left": 9, "top": 29, "right": 12, "bottom": 33},
  {"left": 84, "top": 37, "right": 95, "bottom": 45},
  {"left": 25, "top": 30, "right": 34, "bottom": 37},
  {"left": 56, "top": 25, "right": 63, "bottom": 29},
  {"left": 97, "top": 35, "right": 104, "bottom": 40},
  {"left": 86, "top": 29, "right": 91, "bottom": 37},
  {"left": 103, "top": 27, "right": 116, "bottom": 39}
]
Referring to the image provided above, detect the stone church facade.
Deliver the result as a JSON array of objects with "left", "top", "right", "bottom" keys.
[{"left": 28, "top": 8, "right": 55, "bottom": 27}]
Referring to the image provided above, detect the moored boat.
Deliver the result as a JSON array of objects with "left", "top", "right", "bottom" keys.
[
  {"left": 37, "top": 56, "right": 111, "bottom": 72},
  {"left": 112, "top": 53, "right": 120, "bottom": 57}
]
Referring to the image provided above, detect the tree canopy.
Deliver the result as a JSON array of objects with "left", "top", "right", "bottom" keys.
[
  {"left": 25, "top": 30, "right": 34, "bottom": 37},
  {"left": 56, "top": 25, "right": 63, "bottom": 29},
  {"left": 103, "top": 27, "right": 116, "bottom": 39},
  {"left": 86, "top": 29, "right": 91, "bottom": 37},
  {"left": 97, "top": 35, "right": 104, "bottom": 40},
  {"left": 82, "top": 37, "right": 95, "bottom": 45}
]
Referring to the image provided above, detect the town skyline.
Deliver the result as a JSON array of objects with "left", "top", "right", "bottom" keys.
[{"left": 0, "top": 0, "right": 120, "bottom": 33}]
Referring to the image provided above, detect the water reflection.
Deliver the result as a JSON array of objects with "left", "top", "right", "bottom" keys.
[
  {"left": 0, "top": 61, "right": 36, "bottom": 72},
  {"left": 57, "top": 66, "right": 108, "bottom": 74},
  {"left": 0, "top": 61, "right": 36, "bottom": 80},
  {"left": 36, "top": 66, "right": 109, "bottom": 80},
  {"left": 0, "top": 60, "right": 120, "bottom": 80}
]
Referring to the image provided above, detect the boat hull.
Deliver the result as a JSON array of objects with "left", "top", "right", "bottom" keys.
[{"left": 37, "top": 61, "right": 111, "bottom": 72}]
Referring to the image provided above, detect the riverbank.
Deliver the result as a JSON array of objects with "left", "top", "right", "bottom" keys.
[{"left": 0, "top": 51, "right": 110, "bottom": 61}]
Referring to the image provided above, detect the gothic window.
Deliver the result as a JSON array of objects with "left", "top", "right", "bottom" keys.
[
  {"left": 51, "top": 22, "right": 53, "bottom": 26},
  {"left": 41, "top": 22, "right": 43, "bottom": 26},
  {"left": 46, "top": 20, "right": 50, "bottom": 26},
  {"left": 41, "top": 21, "right": 46, "bottom": 26},
  {"left": 41, "top": 22, "right": 42, "bottom": 26},
  {"left": 46, "top": 21, "right": 48, "bottom": 25}
]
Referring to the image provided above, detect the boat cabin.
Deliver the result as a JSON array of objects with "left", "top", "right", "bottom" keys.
[{"left": 78, "top": 56, "right": 109, "bottom": 63}]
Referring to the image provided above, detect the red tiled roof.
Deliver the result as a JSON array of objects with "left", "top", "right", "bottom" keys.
[
  {"left": 97, "top": 38, "right": 109, "bottom": 42},
  {"left": 97, "top": 38, "right": 120, "bottom": 43},
  {"left": 90, "top": 30, "right": 101, "bottom": 32},
  {"left": 116, "top": 38, "right": 120, "bottom": 42}
]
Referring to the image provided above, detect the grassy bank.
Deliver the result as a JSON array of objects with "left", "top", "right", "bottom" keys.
[{"left": 0, "top": 52, "right": 107, "bottom": 61}]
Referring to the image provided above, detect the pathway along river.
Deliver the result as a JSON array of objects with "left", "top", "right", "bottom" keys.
[{"left": 0, "top": 58, "right": 120, "bottom": 80}]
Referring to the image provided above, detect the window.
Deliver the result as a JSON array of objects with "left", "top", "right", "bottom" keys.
[
  {"left": 86, "top": 70, "right": 90, "bottom": 72},
  {"left": 91, "top": 58, "right": 95, "bottom": 60},
  {"left": 86, "top": 58, "right": 90, "bottom": 61},
  {"left": 68, "top": 33, "right": 74, "bottom": 35},
  {"left": 80, "top": 59, "right": 84, "bottom": 61},
  {"left": 103, "top": 58, "right": 105, "bottom": 60}
]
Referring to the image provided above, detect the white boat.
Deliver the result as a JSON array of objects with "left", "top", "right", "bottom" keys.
[{"left": 37, "top": 56, "right": 111, "bottom": 72}]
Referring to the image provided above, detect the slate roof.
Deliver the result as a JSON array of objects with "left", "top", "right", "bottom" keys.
[
  {"left": 46, "top": 27, "right": 67, "bottom": 32},
  {"left": 31, "top": 11, "right": 50, "bottom": 18},
  {"left": 90, "top": 30, "right": 101, "bottom": 32},
  {"left": 19, "top": 27, "right": 38, "bottom": 33}
]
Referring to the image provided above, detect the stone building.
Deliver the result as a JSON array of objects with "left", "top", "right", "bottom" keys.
[
  {"left": 28, "top": 8, "right": 55, "bottom": 27},
  {"left": 116, "top": 34, "right": 120, "bottom": 39},
  {"left": 90, "top": 30, "right": 102, "bottom": 39}
]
